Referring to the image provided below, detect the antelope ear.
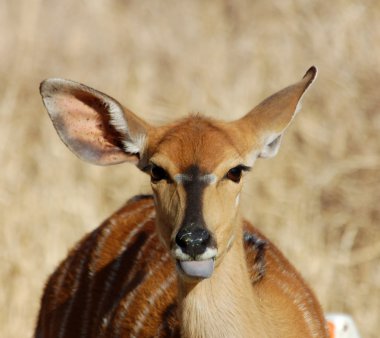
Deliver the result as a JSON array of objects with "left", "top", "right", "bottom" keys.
[
  {"left": 40, "top": 79, "right": 150, "bottom": 165},
  {"left": 239, "top": 66, "right": 317, "bottom": 158}
]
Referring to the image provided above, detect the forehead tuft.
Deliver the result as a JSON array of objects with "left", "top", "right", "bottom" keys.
[{"left": 150, "top": 115, "right": 242, "bottom": 171}]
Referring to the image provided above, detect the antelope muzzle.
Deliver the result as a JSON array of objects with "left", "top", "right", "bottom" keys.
[{"left": 173, "top": 225, "right": 217, "bottom": 279}]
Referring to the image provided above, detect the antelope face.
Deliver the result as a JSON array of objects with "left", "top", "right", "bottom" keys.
[
  {"left": 144, "top": 117, "right": 252, "bottom": 279},
  {"left": 40, "top": 67, "right": 317, "bottom": 281}
]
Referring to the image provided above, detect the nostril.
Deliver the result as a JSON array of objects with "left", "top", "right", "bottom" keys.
[
  {"left": 175, "top": 230, "right": 192, "bottom": 248},
  {"left": 175, "top": 227, "right": 211, "bottom": 257},
  {"left": 195, "top": 228, "right": 210, "bottom": 245}
]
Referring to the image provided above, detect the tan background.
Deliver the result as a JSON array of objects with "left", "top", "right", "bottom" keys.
[{"left": 1, "top": 1, "right": 379, "bottom": 337}]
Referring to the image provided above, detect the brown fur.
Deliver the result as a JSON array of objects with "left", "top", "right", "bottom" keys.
[
  {"left": 36, "top": 67, "right": 328, "bottom": 337},
  {"left": 35, "top": 196, "right": 327, "bottom": 337}
]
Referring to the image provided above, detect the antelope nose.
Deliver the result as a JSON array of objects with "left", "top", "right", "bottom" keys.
[{"left": 175, "top": 226, "right": 211, "bottom": 258}]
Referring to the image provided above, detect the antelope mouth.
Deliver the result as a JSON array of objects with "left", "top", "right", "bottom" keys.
[
  {"left": 172, "top": 242, "right": 218, "bottom": 279},
  {"left": 176, "top": 258, "right": 215, "bottom": 279}
]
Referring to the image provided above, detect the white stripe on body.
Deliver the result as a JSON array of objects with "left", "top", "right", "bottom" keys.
[
  {"left": 266, "top": 249, "right": 322, "bottom": 338},
  {"left": 93, "top": 209, "right": 155, "bottom": 331},
  {"left": 81, "top": 203, "right": 153, "bottom": 338},
  {"left": 111, "top": 252, "right": 173, "bottom": 337},
  {"left": 57, "top": 232, "right": 98, "bottom": 338},
  {"left": 153, "top": 299, "right": 178, "bottom": 338},
  {"left": 131, "top": 273, "right": 177, "bottom": 338},
  {"left": 154, "top": 321, "right": 166, "bottom": 338},
  {"left": 49, "top": 242, "right": 79, "bottom": 336},
  {"left": 99, "top": 231, "right": 157, "bottom": 330},
  {"left": 80, "top": 224, "right": 114, "bottom": 338}
]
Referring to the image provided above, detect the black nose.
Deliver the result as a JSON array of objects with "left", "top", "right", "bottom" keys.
[{"left": 175, "top": 226, "right": 211, "bottom": 258}]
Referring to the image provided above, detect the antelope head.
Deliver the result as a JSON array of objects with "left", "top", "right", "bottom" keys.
[{"left": 40, "top": 67, "right": 317, "bottom": 282}]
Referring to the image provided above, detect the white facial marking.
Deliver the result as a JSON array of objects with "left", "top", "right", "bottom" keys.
[
  {"left": 173, "top": 247, "right": 192, "bottom": 261},
  {"left": 199, "top": 174, "right": 217, "bottom": 185},
  {"left": 172, "top": 246, "right": 217, "bottom": 261},
  {"left": 175, "top": 173, "right": 217, "bottom": 185},
  {"left": 174, "top": 174, "right": 192, "bottom": 184},
  {"left": 198, "top": 247, "right": 217, "bottom": 260}
]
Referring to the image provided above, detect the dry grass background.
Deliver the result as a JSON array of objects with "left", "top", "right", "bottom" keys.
[{"left": 1, "top": 0, "right": 379, "bottom": 337}]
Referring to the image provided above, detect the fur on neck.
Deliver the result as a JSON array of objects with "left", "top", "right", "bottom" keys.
[{"left": 177, "top": 229, "right": 269, "bottom": 338}]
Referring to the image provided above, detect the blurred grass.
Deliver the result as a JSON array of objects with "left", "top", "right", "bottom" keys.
[{"left": 1, "top": 0, "right": 379, "bottom": 337}]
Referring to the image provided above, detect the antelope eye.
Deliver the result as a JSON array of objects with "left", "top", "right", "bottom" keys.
[
  {"left": 226, "top": 165, "right": 250, "bottom": 183},
  {"left": 150, "top": 164, "right": 169, "bottom": 183}
]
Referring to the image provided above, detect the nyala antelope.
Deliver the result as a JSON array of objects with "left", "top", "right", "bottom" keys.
[{"left": 35, "top": 67, "right": 328, "bottom": 338}]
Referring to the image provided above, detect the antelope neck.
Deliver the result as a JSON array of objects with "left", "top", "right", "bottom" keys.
[{"left": 177, "top": 226, "right": 267, "bottom": 338}]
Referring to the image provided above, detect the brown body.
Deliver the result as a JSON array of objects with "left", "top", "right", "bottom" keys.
[
  {"left": 35, "top": 67, "right": 329, "bottom": 337},
  {"left": 35, "top": 196, "right": 326, "bottom": 337}
]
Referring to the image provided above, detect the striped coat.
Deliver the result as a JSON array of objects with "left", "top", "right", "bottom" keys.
[{"left": 35, "top": 195, "right": 322, "bottom": 337}]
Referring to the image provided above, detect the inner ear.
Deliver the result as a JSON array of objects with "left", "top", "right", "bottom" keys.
[
  {"left": 259, "top": 134, "right": 282, "bottom": 158},
  {"left": 71, "top": 90, "right": 126, "bottom": 149},
  {"left": 40, "top": 78, "right": 150, "bottom": 166}
]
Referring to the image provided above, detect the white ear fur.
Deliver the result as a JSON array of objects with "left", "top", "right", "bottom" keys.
[
  {"left": 105, "top": 98, "right": 146, "bottom": 155},
  {"left": 259, "top": 134, "right": 282, "bottom": 158}
]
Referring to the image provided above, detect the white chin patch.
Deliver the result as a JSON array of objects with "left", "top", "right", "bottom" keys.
[{"left": 178, "top": 259, "right": 215, "bottom": 278}]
